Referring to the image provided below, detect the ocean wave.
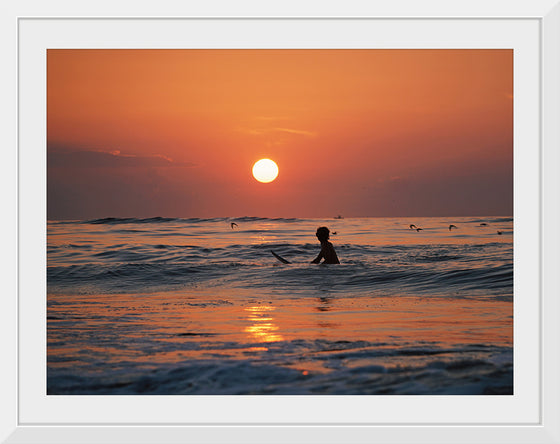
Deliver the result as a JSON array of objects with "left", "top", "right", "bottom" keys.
[
  {"left": 82, "top": 216, "right": 309, "bottom": 225},
  {"left": 47, "top": 340, "right": 512, "bottom": 395},
  {"left": 467, "top": 217, "right": 513, "bottom": 224},
  {"left": 85, "top": 216, "right": 197, "bottom": 224},
  {"left": 48, "top": 217, "right": 512, "bottom": 298},
  {"left": 47, "top": 257, "right": 513, "bottom": 298}
]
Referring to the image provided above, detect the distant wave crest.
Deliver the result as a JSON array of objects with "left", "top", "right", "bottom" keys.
[{"left": 83, "top": 216, "right": 305, "bottom": 225}]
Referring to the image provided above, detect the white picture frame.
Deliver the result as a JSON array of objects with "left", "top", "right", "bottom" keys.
[{"left": 2, "top": 1, "right": 559, "bottom": 443}]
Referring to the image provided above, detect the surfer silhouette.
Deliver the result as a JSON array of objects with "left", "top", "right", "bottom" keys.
[{"left": 311, "top": 226, "right": 340, "bottom": 264}]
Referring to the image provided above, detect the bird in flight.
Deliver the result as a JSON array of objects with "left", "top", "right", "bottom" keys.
[
  {"left": 449, "top": 224, "right": 458, "bottom": 231},
  {"left": 409, "top": 224, "right": 417, "bottom": 230},
  {"left": 231, "top": 222, "right": 238, "bottom": 229}
]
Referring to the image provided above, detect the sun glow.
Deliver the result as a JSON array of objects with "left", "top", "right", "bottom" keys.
[{"left": 252, "top": 159, "right": 279, "bottom": 183}]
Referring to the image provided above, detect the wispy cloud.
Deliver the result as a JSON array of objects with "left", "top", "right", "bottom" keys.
[
  {"left": 236, "top": 115, "right": 317, "bottom": 141},
  {"left": 238, "top": 126, "right": 316, "bottom": 138},
  {"left": 254, "top": 116, "right": 289, "bottom": 122},
  {"left": 275, "top": 127, "right": 316, "bottom": 137},
  {"left": 48, "top": 147, "right": 196, "bottom": 169}
]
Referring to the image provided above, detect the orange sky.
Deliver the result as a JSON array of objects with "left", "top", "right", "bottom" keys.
[{"left": 47, "top": 49, "right": 512, "bottom": 219}]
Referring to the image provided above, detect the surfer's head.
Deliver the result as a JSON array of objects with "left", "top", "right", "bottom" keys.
[{"left": 316, "top": 226, "right": 330, "bottom": 242}]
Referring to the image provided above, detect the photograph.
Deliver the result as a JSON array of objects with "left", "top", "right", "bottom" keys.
[{"left": 46, "top": 48, "right": 514, "bottom": 396}]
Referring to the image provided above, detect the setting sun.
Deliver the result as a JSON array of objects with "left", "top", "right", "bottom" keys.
[{"left": 252, "top": 159, "right": 279, "bottom": 183}]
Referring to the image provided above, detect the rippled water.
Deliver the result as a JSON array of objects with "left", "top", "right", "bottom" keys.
[{"left": 47, "top": 216, "right": 513, "bottom": 395}]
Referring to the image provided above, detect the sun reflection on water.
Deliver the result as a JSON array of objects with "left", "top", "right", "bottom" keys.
[{"left": 244, "top": 305, "right": 284, "bottom": 342}]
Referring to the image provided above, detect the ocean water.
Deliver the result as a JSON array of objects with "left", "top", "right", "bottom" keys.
[{"left": 47, "top": 216, "right": 513, "bottom": 395}]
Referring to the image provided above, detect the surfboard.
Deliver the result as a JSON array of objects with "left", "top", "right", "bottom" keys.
[{"left": 271, "top": 250, "right": 291, "bottom": 264}]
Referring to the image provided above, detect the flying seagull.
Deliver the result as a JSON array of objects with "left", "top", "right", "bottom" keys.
[
  {"left": 449, "top": 224, "right": 458, "bottom": 231},
  {"left": 416, "top": 228, "right": 423, "bottom": 232},
  {"left": 231, "top": 222, "right": 238, "bottom": 229},
  {"left": 409, "top": 224, "right": 417, "bottom": 230}
]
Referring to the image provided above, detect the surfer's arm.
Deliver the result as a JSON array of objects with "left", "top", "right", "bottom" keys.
[{"left": 311, "top": 251, "right": 324, "bottom": 264}]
